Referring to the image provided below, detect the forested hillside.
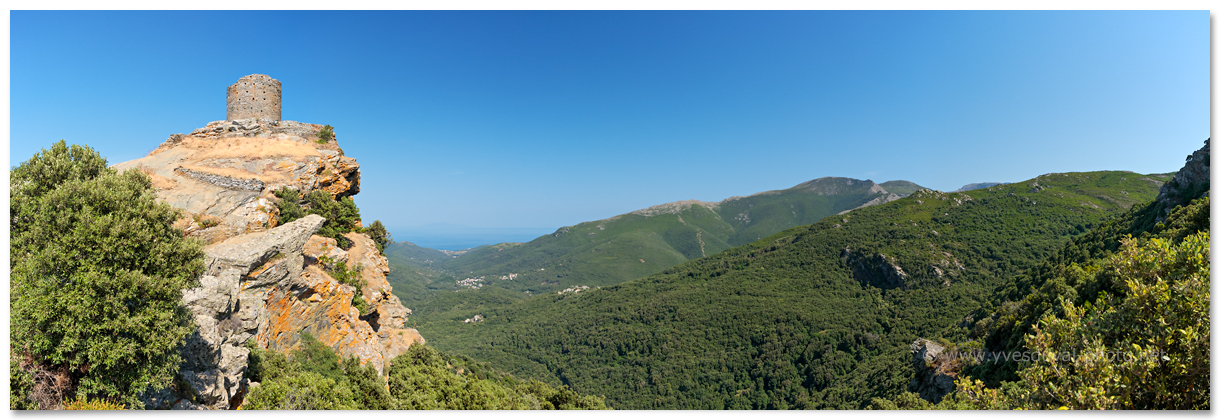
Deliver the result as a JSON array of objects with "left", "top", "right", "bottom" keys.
[
  {"left": 385, "top": 177, "right": 924, "bottom": 330},
  {"left": 388, "top": 177, "right": 921, "bottom": 298},
  {"left": 873, "top": 140, "right": 1210, "bottom": 410},
  {"left": 409, "top": 170, "right": 1167, "bottom": 409}
]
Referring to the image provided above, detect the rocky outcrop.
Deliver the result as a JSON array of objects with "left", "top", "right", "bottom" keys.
[
  {"left": 842, "top": 248, "right": 908, "bottom": 289},
  {"left": 181, "top": 119, "right": 326, "bottom": 143},
  {"left": 143, "top": 215, "right": 325, "bottom": 409},
  {"left": 120, "top": 116, "right": 421, "bottom": 409},
  {"left": 142, "top": 214, "right": 424, "bottom": 410},
  {"left": 112, "top": 121, "right": 361, "bottom": 246},
  {"left": 909, "top": 339, "right": 958, "bottom": 404},
  {"left": 838, "top": 192, "right": 902, "bottom": 215},
  {"left": 1154, "top": 138, "right": 1210, "bottom": 222}
]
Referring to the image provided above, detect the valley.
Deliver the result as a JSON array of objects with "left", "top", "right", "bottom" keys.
[{"left": 382, "top": 162, "right": 1200, "bottom": 409}]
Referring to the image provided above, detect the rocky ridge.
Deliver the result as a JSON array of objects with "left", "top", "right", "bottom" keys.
[
  {"left": 118, "top": 120, "right": 423, "bottom": 409},
  {"left": 114, "top": 119, "right": 360, "bottom": 245},
  {"left": 1154, "top": 138, "right": 1210, "bottom": 222},
  {"left": 908, "top": 339, "right": 959, "bottom": 404}
]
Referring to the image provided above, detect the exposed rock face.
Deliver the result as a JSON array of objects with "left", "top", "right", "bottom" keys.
[
  {"left": 118, "top": 115, "right": 420, "bottom": 409},
  {"left": 842, "top": 248, "right": 908, "bottom": 289},
  {"left": 144, "top": 215, "right": 425, "bottom": 409},
  {"left": 145, "top": 215, "right": 325, "bottom": 409},
  {"left": 112, "top": 120, "right": 360, "bottom": 245},
  {"left": 909, "top": 339, "right": 958, "bottom": 404},
  {"left": 838, "top": 192, "right": 901, "bottom": 215},
  {"left": 1154, "top": 138, "right": 1210, "bottom": 222}
]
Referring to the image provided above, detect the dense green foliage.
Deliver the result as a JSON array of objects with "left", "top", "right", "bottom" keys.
[
  {"left": 416, "top": 178, "right": 922, "bottom": 296},
  {"left": 386, "top": 178, "right": 926, "bottom": 333},
  {"left": 960, "top": 185, "right": 1205, "bottom": 385},
  {"left": 384, "top": 241, "right": 458, "bottom": 306},
  {"left": 243, "top": 334, "right": 607, "bottom": 410},
  {"left": 1014, "top": 232, "right": 1209, "bottom": 409},
  {"left": 921, "top": 197, "right": 1210, "bottom": 410},
  {"left": 407, "top": 171, "right": 1163, "bottom": 409},
  {"left": 9, "top": 141, "right": 206, "bottom": 409},
  {"left": 273, "top": 187, "right": 361, "bottom": 249},
  {"left": 899, "top": 225, "right": 1210, "bottom": 410}
]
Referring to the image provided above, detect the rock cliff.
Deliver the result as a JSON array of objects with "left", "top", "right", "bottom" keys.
[
  {"left": 1154, "top": 138, "right": 1210, "bottom": 222},
  {"left": 908, "top": 339, "right": 959, "bottom": 404},
  {"left": 113, "top": 119, "right": 360, "bottom": 245},
  {"left": 117, "top": 119, "right": 422, "bottom": 409}
]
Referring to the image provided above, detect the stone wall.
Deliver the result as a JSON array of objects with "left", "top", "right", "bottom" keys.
[
  {"left": 226, "top": 74, "right": 281, "bottom": 121},
  {"left": 175, "top": 167, "right": 266, "bottom": 192}
]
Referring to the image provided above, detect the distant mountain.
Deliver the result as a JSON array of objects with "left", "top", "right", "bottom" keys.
[
  {"left": 386, "top": 240, "right": 453, "bottom": 265},
  {"left": 879, "top": 180, "right": 924, "bottom": 196},
  {"left": 954, "top": 182, "right": 1007, "bottom": 192},
  {"left": 398, "top": 177, "right": 923, "bottom": 296},
  {"left": 415, "top": 170, "right": 1167, "bottom": 409}
]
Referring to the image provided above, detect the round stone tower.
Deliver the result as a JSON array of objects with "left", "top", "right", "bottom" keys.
[{"left": 226, "top": 74, "right": 282, "bottom": 121}]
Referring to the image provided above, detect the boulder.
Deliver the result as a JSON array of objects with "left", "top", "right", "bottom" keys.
[{"left": 908, "top": 339, "right": 958, "bottom": 404}]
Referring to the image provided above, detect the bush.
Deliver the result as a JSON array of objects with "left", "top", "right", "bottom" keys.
[
  {"left": 365, "top": 220, "right": 391, "bottom": 253},
  {"left": 317, "top": 125, "right": 334, "bottom": 144},
  {"left": 243, "top": 339, "right": 608, "bottom": 410},
  {"left": 386, "top": 345, "right": 609, "bottom": 410},
  {"left": 63, "top": 396, "right": 125, "bottom": 410},
  {"left": 243, "top": 333, "right": 357, "bottom": 410},
  {"left": 273, "top": 187, "right": 307, "bottom": 226},
  {"left": 9, "top": 140, "right": 206, "bottom": 409},
  {"left": 243, "top": 371, "right": 357, "bottom": 410},
  {"left": 273, "top": 187, "right": 361, "bottom": 249},
  {"left": 320, "top": 256, "right": 369, "bottom": 315},
  {"left": 954, "top": 232, "right": 1211, "bottom": 409}
]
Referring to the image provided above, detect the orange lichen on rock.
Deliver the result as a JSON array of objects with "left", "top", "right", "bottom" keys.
[{"left": 256, "top": 262, "right": 421, "bottom": 373}]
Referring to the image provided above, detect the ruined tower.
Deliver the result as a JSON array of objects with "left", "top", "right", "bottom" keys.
[{"left": 226, "top": 74, "right": 282, "bottom": 121}]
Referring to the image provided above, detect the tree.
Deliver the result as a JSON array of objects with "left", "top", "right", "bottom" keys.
[
  {"left": 365, "top": 220, "right": 391, "bottom": 253},
  {"left": 10, "top": 141, "right": 206, "bottom": 409},
  {"left": 272, "top": 187, "right": 361, "bottom": 249}
]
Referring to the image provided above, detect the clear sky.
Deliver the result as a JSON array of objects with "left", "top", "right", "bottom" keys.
[{"left": 9, "top": 11, "right": 1210, "bottom": 246}]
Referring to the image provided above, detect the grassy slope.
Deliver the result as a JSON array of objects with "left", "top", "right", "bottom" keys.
[{"left": 414, "top": 171, "right": 1163, "bottom": 409}]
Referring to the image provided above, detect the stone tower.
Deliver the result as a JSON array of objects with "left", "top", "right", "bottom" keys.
[{"left": 226, "top": 74, "right": 282, "bottom": 121}]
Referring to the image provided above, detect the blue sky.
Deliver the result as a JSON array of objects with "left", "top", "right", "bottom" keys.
[{"left": 9, "top": 11, "right": 1210, "bottom": 247}]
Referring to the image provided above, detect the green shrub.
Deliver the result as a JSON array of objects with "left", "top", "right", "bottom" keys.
[
  {"left": 10, "top": 355, "right": 35, "bottom": 410},
  {"left": 243, "top": 371, "right": 357, "bottom": 410},
  {"left": 365, "top": 220, "right": 391, "bottom": 253},
  {"left": 63, "top": 396, "right": 125, "bottom": 410},
  {"left": 320, "top": 256, "right": 369, "bottom": 315},
  {"left": 273, "top": 187, "right": 307, "bottom": 226},
  {"left": 9, "top": 140, "right": 206, "bottom": 409},
  {"left": 386, "top": 345, "right": 609, "bottom": 410},
  {"left": 272, "top": 187, "right": 362, "bottom": 249},
  {"left": 953, "top": 232, "right": 1210, "bottom": 410},
  {"left": 317, "top": 125, "right": 334, "bottom": 144}
]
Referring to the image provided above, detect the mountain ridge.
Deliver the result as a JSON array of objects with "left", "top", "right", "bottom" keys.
[
  {"left": 404, "top": 168, "right": 1169, "bottom": 409},
  {"left": 388, "top": 176, "right": 924, "bottom": 299}
]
